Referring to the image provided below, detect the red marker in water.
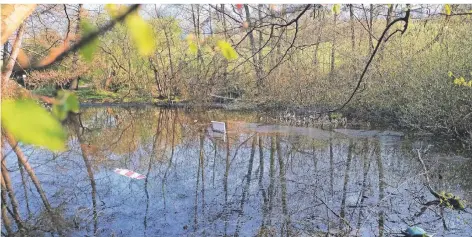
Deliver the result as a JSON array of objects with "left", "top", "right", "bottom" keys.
[{"left": 114, "top": 168, "right": 146, "bottom": 180}]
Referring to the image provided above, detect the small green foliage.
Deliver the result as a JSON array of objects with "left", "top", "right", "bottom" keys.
[
  {"left": 79, "top": 19, "right": 99, "bottom": 62},
  {"left": 329, "top": 112, "right": 343, "bottom": 120},
  {"left": 448, "top": 71, "right": 472, "bottom": 87},
  {"left": 453, "top": 77, "right": 472, "bottom": 87},
  {"left": 437, "top": 191, "right": 466, "bottom": 210},
  {"left": 444, "top": 4, "right": 452, "bottom": 16},
  {"left": 125, "top": 13, "right": 156, "bottom": 56},
  {"left": 1, "top": 99, "right": 67, "bottom": 151},
  {"left": 217, "top": 40, "right": 238, "bottom": 60},
  {"left": 332, "top": 4, "right": 341, "bottom": 15},
  {"left": 52, "top": 90, "right": 80, "bottom": 121}
]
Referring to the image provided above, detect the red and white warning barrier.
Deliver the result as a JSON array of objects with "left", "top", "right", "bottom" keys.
[{"left": 114, "top": 168, "right": 146, "bottom": 180}]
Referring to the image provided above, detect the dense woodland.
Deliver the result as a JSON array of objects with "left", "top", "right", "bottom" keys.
[{"left": 1, "top": 4, "right": 472, "bottom": 144}]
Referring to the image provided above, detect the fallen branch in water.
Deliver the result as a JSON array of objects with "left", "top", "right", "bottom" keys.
[{"left": 416, "top": 149, "right": 466, "bottom": 211}]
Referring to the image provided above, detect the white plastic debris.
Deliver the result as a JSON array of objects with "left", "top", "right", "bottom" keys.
[{"left": 114, "top": 168, "right": 146, "bottom": 180}]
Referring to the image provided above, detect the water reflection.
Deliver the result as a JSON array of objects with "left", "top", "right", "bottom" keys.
[{"left": 2, "top": 106, "right": 472, "bottom": 236}]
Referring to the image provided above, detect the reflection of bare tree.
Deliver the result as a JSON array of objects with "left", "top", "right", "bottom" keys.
[
  {"left": 355, "top": 138, "right": 372, "bottom": 234},
  {"left": 340, "top": 140, "right": 353, "bottom": 229},
  {"left": 327, "top": 138, "right": 334, "bottom": 233},
  {"left": 223, "top": 130, "right": 230, "bottom": 236},
  {"left": 193, "top": 130, "right": 205, "bottom": 232},
  {"left": 375, "top": 141, "right": 385, "bottom": 237},
  {"left": 3, "top": 133, "right": 63, "bottom": 234},
  {"left": 258, "top": 135, "right": 268, "bottom": 230},
  {"left": 276, "top": 135, "right": 290, "bottom": 236},
  {"left": 268, "top": 136, "right": 276, "bottom": 226},
  {"left": 71, "top": 114, "right": 99, "bottom": 236},
  {"left": 17, "top": 158, "right": 32, "bottom": 218},
  {"left": 144, "top": 110, "right": 163, "bottom": 235},
  {"left": 235, "top": 136, "right": 257, "bottom": 236}
]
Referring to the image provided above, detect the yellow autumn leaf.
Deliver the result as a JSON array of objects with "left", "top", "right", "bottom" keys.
[
  {"left": 217, "top": 40, "right": 238, "bottom": 60},
  {"left": 444, "top": 4, "right": 451, "bottom": 16},
  {"left": 188, "top": 42, "right": 198, "bottom": 54},
  {"left": 332, "top": 4, "right": 341, "bottom": 15}
]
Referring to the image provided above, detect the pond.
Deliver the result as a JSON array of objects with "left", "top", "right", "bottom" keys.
[{"left": 2, "top": 106, "right": 472, "bottom": 236}]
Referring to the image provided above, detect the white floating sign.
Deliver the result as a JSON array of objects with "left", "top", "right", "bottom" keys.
[{"left": 211, "top": 121, "right": 226, "bottom": 134}]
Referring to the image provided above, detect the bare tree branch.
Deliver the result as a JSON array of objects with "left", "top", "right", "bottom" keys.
[{"left": 329, "top": 8, "right": 411, "bottom": 113}]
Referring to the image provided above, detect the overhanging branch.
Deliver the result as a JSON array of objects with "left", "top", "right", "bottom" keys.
[{"left": 329, "top": 8, "right": 411, "bottom": 113}]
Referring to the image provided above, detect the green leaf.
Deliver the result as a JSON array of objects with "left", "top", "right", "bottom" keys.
[
  {"left": 125, "top": 13, "right": 156, "bottom": 56},
  {"left": 79, "top": 19, "right": 99, "bottom": 62},
  {"left": 448, "top": 71, "right": 453, "bottom": 78},
  {"left": 332, "top": 4, "right": 341, "bottom": 15},
  {"left": 1, "top": 99, "right": 67, "bottom": 151},
  {"left": 444, "top": 4, "right": 451, "bottom": 16},
  {"left": 217, "top": 40, "right": 238, "bottom": 60},
  {"left": 52, "top": 90, "right": 80, "bottom": 121}
]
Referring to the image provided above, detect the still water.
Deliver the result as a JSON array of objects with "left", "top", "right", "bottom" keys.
[{"left": 2, "top": 106, "right": 472, "bottom": 236}]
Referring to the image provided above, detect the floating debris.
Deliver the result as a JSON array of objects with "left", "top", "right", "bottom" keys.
[
  {"left": 114, "top": 168, "right": 146, "bottom": 180},
  {"left": 403, "top": 226, "right": 431, "bottom": 237}
]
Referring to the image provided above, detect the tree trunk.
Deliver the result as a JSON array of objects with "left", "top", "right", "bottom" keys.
[
  {"left": 244, "top": 4, "right": 264, "bottom": 95},
  {"left": 1, "top": 158, "right": 24, "bottom": 230},
  {"left": 349, "top": 4, "right": 355, "bottom": 51},
  {"left": 2, "top": 42, "right": 9, "bottom": 67},
  {"left": 164, "top": 27, "right": 174, "bottom": 100},
  {"left": 1, "top": 180, "right": 13, "bottom": 235},
  {"left": 330, "top": 10, "right": 337, "bottom": 74},
  {"left": 257, "top": 4, "right": 264, "bottom": 84},
  {"left": 369, "top": 4, "right": 374, "bottom": 54},
  {"left": 385, "top": 4, "right": 394, "bottom": 39},
  {"left": 1, "top": 23, "right": 25, "bottom": 95},
  {"left": 68, "top": 4, "right": 83, "bottom": 90}
]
